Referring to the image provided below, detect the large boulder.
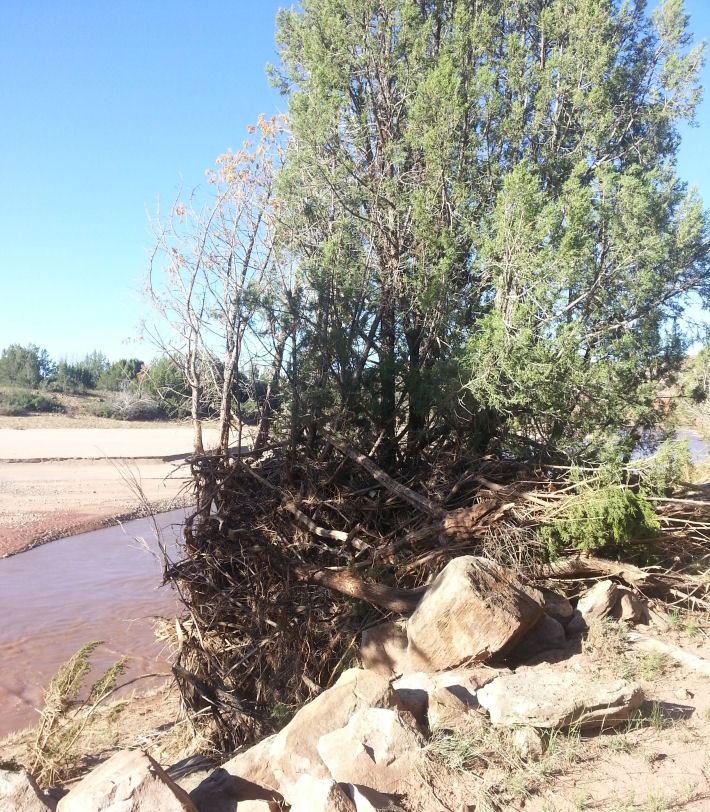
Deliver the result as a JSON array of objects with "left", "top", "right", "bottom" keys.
[
  {"left": 317, "top": 708, "right": 424, "bottom": 795},
  {"left": 56, "top": 750, "right": 196, "bottom": 812},
  {"left": 478, "top": 670, "right": 644, "bottom": 729},
  {"left": 0, "top": 768, "right": 54, "bottom": 812},
  {"left": 360, "top": 622, "right": 408, "bottom": 676},
  {"left": 405, "top": 556, "right": 544, "bottom": 672},
  {"left": 268, "top": 668, "right": 397, "bottom": 801}
]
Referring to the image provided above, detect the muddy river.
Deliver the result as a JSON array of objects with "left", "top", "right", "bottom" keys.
[{"left": 0, "top": 511, "right": 185, "bottom": 738}]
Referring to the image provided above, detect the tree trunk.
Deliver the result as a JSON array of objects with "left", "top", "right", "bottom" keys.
[
  {"left": 379, "top": 292, "right": 396, "bottom": 469},
  {"left": 254, "top": 330, "right": 287, "bottom": 454}
]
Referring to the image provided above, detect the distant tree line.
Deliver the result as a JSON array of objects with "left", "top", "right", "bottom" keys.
[{"left": 0, "top": 342, "right": 271, "bottom": 421}]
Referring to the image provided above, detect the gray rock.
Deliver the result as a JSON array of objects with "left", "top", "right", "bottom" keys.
[
  {"left": 0, "top": 768, "right": 54, "bottom": 812},
  {"left": 512, "top": 727, "right": 544, "bottom": 762},
  {"left": 538, "top": 586, "right": 574, "bottom": 625},
  {"left": 360, "top": 622, "right": 408, "bottom": 676},
  {"left": 392, "top": 666, "right": 503, "bottom": 727},
  {"left": 613, "top": 587, "right": 649, "bottom": 625},
  {"left": 478, "top": 670, "right": 644, "bottom": 730},
  {"left": 317, "top": 708, "right": 424, "bottom": 795},
  {"left": 56, "top": 749, "right": 197, "bottom": 812},
  {"left": 268, "top": 668, "right": 396, "bottom": 801}
]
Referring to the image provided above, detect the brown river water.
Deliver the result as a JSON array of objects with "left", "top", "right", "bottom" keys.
[{"left": 0, "top": 510, "right": 185, "bottom": 739}]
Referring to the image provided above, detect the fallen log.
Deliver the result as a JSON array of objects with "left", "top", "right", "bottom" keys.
[{"left": 294, "top": 565, "right": 427, "bottom": 614}]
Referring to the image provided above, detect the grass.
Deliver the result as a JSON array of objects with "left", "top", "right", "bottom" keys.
[
  {"left": 29, "top": 642, "right": 128, "bottom": 786},
  {"left": 641, "top": 651, "right": 669, "bottom": 681}
]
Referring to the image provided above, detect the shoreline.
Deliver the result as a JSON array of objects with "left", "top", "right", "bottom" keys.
[{"left": 0, "top": 493, "right": 195, "bottom": 559}]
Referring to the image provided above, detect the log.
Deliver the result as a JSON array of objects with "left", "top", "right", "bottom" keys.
[
  {"left": 294, "top": 565, "right": 427, "bottom": 613},
  {"left": 536, "top": 555, "right": 657, "bottom": 589}
]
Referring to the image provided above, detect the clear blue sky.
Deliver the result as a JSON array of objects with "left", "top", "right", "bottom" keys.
[{"left": 0, "top": 0, "right": 709, "bottom": 363}]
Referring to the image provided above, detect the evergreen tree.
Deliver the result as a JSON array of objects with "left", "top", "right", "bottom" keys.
[{"left": 272, "top": 0, "right": 709, "bottom": 463}]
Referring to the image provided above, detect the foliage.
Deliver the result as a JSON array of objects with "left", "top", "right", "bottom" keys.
[
  {"left": 0, "top": 389, "right": 64, "bottom": 416},
  {"left": 539, "top": 440, "right": 690, "bottom": 557},
  {"left": 0, "top": 344, "right": 54, "bottom": 388},
  {"left": 270, "top": 0, "right": 709, "bottom": 465},
  {"left": 539, "top": 476, "right": 661, "bottom": 559},
  {"left": 141, "top": 357, "right": 191, "bottom": 418},
  {"left": 97, "top": 358, "right": 143, "bottom": 391},
  {"left": 30, "top": 642, "right": 127, "bottom": 786}
]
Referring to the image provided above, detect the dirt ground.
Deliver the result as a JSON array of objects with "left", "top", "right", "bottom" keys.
[{"left": 0, "top": 417, "right": 227, "bottom": 557}]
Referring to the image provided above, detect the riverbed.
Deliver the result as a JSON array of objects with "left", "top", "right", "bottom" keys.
[{"left": 0, "top": 510, "right": 184, "bottom": 738}]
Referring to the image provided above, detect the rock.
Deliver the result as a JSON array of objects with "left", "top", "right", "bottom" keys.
[
  {"left": 538, "top": 586, "right": 574, "bottom": 625},
  {"left": 392, "top": 666, "right": 502, "bottom": 726},
  {"left": 289, "top": 775, "right": 356, "bottom": 811},
  {"left": 56, "top": 749, "right": 197, "bottom": 812},
  {"left": 167, "top": 754, "right": 215, "bottom": 795},
  {"left": 508, "top": 613, "right": 567, "bottom": 662},
  {"left": 568, "top": 580, "right": 619, "bottom": 633},
  {"left": 268, "top": 668, "right": 396, "bottom": 800},
  {"left": 317, "top": 708, "right": 424, "bottom": 795},
  {"left": 512, "top": 727, "right": 544, "bottom": 762},
  {"left": 405, "top": 556, "right": 544, "bottom": 672},
  {"left": 477, "top": 670, "right": 644, "bottom": 730},
  {"left": 427, "top": 684, "right": 478, "bottom": 732},
  {"left": 360, "top": 622, "right": 408, "bottom": 676},
  {"left": 189, "top": 735, "right": 281, "bottom": 811},
  {"left": 189, "top": 768, "right": 282, "bottom": 812},
  {"left": 347, "top": 784, "right": 405, "bottom": 811},
  {"left": 391, "top": 672, "right": 434, "bottom": 722},
  {"left": 0, "top": 768, "right": 54, "bottom": 812},
  {"left": 613, "top": 587, "right": 649, "bottom": 625}
]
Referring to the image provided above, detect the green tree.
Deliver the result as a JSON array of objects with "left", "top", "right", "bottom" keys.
[
  {"left": 0, "top": 344, "right": 54, "bottom": 388},
  {"left": 98, "top": 358, "right": 144, "bottom": 391},
  {"left": 272, "top": 0, "right": 709, "bottom": 464}
]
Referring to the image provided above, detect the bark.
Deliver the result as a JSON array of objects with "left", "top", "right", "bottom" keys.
[{"left": 294, "top": 565, "right": 427, "bottom": 614}]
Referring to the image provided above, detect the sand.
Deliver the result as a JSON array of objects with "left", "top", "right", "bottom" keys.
[{"left": 0, "top": 422, "right": 225, "bottom": 557}]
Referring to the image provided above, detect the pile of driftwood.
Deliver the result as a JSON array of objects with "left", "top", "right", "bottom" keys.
[{"left": 163, "top": 437, "right": 710, "bottom": 750}]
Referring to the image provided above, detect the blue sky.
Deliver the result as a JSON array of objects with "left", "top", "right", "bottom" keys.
[{"left": 0, "top": 0, "right": 709, "bottom": 363}]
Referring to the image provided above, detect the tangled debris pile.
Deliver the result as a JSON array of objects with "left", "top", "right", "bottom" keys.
[{"left": 162, "top": 436, "right": 710, "bottom": 752}]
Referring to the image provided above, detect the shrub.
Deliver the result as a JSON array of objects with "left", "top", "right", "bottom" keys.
[{"left": 0, "top": 390, "right": 64, "bottom": 416}]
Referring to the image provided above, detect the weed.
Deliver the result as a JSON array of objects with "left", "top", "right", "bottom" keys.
[
  {"left": 574, "top": 791, "right": 592, "bottom": 809},
  {"left": 426, "top": 728, "right": 484, "bottom": 772},
  {"left": 641, "top": 651, "right": 669, "bottom": 681},
  {"left": 686, "top": 617, "right": 698, "bottom": 640},
  {"left": 269, "top": 701, "right": 293, "bottom": 726},
  {"left": 644, "top": 794, "right": 668, "bottom": 812},
  {"left": 29, "top": 641, "right": 127, "bottom": 786},
  {"left": 668, "top": 609, "right": 681, "bottom": 629},
  {"left": 648, "top": 702, "right": 669, "bottom": 731}
]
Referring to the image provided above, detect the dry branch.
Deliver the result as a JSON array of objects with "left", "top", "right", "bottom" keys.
[{"left": 293, "top": 565, "right": 427, "bottom": 613}]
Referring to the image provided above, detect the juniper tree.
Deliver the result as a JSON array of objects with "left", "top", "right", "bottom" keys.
[{"left": 272, "top": 0, "right": 709, "bottom": 463}]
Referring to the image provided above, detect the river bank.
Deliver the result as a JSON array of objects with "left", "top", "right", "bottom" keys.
[{"left": 0, "top": 423, "right": 220, "bottom": 557}]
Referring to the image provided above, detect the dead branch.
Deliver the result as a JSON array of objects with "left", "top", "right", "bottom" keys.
[
  {"left": 294, "top": 565, "right": 427, "bottom": 613},
  {"left": 326, "top": 433, "right": 445, "bottom": 518}
]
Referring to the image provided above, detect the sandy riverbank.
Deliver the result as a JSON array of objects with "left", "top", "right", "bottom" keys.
[{"left": 0, "top": 422, "right": 225, "bottom": 557}]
